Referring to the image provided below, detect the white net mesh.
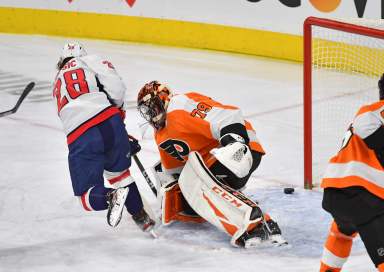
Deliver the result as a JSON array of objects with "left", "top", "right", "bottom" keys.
[{"left": 311, "top": 18, "right": 384, "bottom": 185}]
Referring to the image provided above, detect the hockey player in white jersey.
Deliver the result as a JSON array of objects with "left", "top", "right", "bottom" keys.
[{"left": 53, "top": 42, "right": 155, "bottom": 233}]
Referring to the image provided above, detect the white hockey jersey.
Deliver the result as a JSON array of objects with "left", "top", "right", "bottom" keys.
[{"left": 52, "top": 55, "right": 126, "bottom": 144}]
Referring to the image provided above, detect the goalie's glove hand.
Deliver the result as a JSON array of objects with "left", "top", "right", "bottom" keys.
[
  {"left": 219, "top": 133, "right": 245, "bottom": 147},
  {"left": 211, "top": 134, "right": 253, "bottom": 178},
  {"left": 128, "top": 134, "right": 141, "bottom": 156}
]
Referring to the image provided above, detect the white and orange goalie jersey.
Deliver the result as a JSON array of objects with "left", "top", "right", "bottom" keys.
[
  {"left": 53, "top": 55, "right": 126, "bottom": 145},
  {"left": 321, "top": 100, "right": 384, "bottom": 199},
  {"left": 154, "top": 92, "right": 265, "bottom": 175}
]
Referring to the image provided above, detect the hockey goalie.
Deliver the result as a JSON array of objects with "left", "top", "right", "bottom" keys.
[{"left": 136, "top": 81, "right": 286, "bottom": 248}]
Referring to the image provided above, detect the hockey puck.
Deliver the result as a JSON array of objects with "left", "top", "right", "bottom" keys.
[{"left": 284, "top": 187, "right": 295, "bottom": 194}]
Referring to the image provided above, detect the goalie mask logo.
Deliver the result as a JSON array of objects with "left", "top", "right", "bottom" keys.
[{"left": 160, "top": 139, "right": 190, "bottom": 161}]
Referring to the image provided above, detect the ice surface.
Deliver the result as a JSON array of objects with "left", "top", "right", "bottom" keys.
[{"left": 0, "top": 34, "right": 374, "bottom": 271}]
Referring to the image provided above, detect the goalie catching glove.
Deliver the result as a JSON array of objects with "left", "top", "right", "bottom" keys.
[{"left": 210, "top": 133, "right": 253, "bottom": 178}]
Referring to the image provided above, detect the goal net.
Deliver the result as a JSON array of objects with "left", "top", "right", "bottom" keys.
[{"left": 303, "top": 17, "right": 384, "bottom": 189}]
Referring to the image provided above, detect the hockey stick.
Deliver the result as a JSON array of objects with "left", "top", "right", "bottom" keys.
[
  {"left": 0, "top": 82, "right": 35, "bottom": 117},
  {"left": 133, "top": 154, "right": 158, "bottom": 196}
]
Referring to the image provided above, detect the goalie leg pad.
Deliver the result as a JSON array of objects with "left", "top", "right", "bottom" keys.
[
  {"left": 161, "top": 181, "right": 205, "bottom": 225},
  {"left": 178, "top": 151, "right": 263, "bottom": 246}
]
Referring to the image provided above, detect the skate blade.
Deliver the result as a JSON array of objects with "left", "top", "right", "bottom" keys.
[
  {"left": 244, "top": 237, "right": 263, "bottom": 249},
  {"left": 244, "top": 236, "right": 288, "bottom": 248},
  {"left": 269, "top": 235, "right": 288, "bottom": 247},
  {"left": 149, "top": 229, "right": 159, "bottom": 239}
]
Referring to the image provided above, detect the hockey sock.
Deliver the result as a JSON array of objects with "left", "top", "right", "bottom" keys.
[
  {"left": 320, "top": 221, "right": 356, "bottom": 271},
  {"left": 81, "top": 185, "right": 111, "bottom": 211},
  {"left": 124, "top": 182, "right": 144, "bottom": 215}
]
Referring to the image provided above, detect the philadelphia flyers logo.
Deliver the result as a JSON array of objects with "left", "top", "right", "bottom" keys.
[{"left": 159, "top": 139, "right": 190, "bottom": 161}]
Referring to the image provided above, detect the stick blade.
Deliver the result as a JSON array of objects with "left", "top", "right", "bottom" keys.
[
  {"left": 13, "top": 81, "right": 35, "bottom": 111},
  {"left": 0, "top": 109, "right": 14, "bottom": 118},
  {"left": 0, "top": 81, "right": 35, "bottom": 118}
]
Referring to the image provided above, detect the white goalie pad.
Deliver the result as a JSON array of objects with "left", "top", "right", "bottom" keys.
[
  {"left": 178, "top": 151, "right": 262, "bottom": 246},
  {"left": 150, "top": 161, "right": 178, "bottom": 207},
  {"left": 210, "top": 142, "right": 253, "bottom": 178}
]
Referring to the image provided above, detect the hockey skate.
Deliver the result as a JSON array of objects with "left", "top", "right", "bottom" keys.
[
  {"left": 132, "top": 208, "right": 157, "bottom": 237},
  {"left": 106, "top": 187, "right": 129, "bottom": 227},
  {"left": 235, "top": 219, "right": 287, "bottom": 248},
  {"left": 264, "top": 219, "right": 288, "bottom": 246},
  {"left": 235, "top": 222, "right": 268, "bottom": 248}
]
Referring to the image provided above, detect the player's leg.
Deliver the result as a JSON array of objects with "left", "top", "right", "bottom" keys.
[
  {"left": 79, "top": 185, "right": 111, "bottom": 211},
  {"left": 320, "top": 188, "right": 359, "bottom": 271},
  {"left": 319, "top": 219, "right": 357, "bottom": 272},
  {"left": 101, "top": 114, "right": 155, "bottom": 231},
  {"left": 320, "top": 187, "right": 384, "bottom": 271},
  {"left": 351, "top": 188, "right": 384, "bottom": 271},
  {"left": 357, "top": 214, "right": 384, "bottom": 271},
  {"left": 68, "top": 125, "right": 125, "bottom": 223}
]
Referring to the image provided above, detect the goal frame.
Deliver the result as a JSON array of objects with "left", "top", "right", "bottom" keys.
[{"left": 303, "top": 16, "right": 384, "bottom": 189}]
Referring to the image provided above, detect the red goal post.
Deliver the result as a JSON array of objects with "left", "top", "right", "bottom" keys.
[{"left": 303, "top": 17, "right": 384, "bottom": 189}]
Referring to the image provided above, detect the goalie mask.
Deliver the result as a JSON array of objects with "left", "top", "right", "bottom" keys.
[
  {"left": 57, "top": 42, "right": 87, "bottom": 70},
  {"left": 137, "top": 81, "right": 172, "bottom": 130}
]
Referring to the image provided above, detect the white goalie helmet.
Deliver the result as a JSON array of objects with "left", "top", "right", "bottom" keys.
[{"left": 61, "top": 42, "right": 87, "bottom": 60}]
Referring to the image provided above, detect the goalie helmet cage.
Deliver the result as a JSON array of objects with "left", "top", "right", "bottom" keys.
[{"left": 303, "top": 17, "right": 384, "bottom": 189}]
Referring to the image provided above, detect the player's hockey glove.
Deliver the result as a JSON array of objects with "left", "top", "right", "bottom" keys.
[
  {"left": 128, "top": 135, "right": 141, "bottom": 156},
  {"left": 219, "top": 133, "right": 245, "bottom": 146}
]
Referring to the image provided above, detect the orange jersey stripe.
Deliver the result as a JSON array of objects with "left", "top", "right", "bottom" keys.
[
  {"left": 329, "top": 135, "right": 383, "bottom": 170},
  {"left": 322, "top": 175, "right": 384, "bottom": 199},
  {"left": 356, "top": 100, "right": 384, "bottom": 116},
  {"left": 249, "top": 142, "right": 265, "bottom": 154}
]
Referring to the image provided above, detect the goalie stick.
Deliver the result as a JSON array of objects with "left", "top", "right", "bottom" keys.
[
  {"left": 133, "top": 154, "right": 158, "bottom": 196},
  {"left": 0, "top": 82, "right": 35, "bottom": 117}
]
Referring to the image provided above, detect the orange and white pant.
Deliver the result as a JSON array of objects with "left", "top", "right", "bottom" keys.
[{"left": 320, "top": 221, "right": 356, "bottom": 272}]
